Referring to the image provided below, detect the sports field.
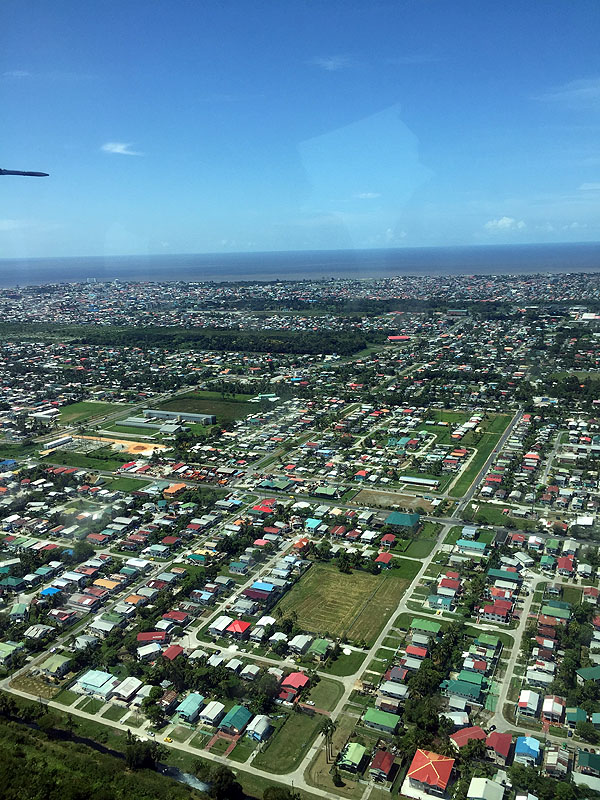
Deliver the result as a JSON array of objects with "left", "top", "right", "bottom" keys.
[
  {"left": 58, "top": 401, "right": 126, "bottom": 425},
  {"left": 275, "top": 561, "right": 420, "bottom": 646},
  {"left": 158, "top": 390, "right": 255, "bottom": 423}
]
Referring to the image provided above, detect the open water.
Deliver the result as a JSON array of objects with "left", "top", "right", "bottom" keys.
[{"left": 0, "top": 242, "right": 599, "bottom": 287}]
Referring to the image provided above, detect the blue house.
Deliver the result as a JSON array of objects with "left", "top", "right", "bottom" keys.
[
  {"left": 305, "top": 518, "right": 321, "bottom": 532},
  {"left": 176, "top": 692, "right": 205, "bottom": 723},
  {"left": 514, "top": 736, "right": 540, "bottom": 766}
]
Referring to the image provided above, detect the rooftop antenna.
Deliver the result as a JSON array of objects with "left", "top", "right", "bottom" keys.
[{"left": 0, "top": 168, "right": 49, "bottom": 177}]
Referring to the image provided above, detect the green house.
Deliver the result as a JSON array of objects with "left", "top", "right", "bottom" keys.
[
  {"left": 363, "top": 708, "right": 399, "bottom": 734},
  {"left": 308, "top": 638, "right": 331, "bottom": 660},
  {"left": 441, "top": 679, "right": 481, "bottom": 703},
  {"left": 339, "top": 742, "right": 366, "bottom": 772},
  {"left": 410, "top": 618, "right": 441, "bottom": 636},
  {"left": 385, "top": 511, "right": 421, "bottom": 532},
  {"left": 219, "top": 704, "right": 252, "bottom": 735},
  {"left": 566, "top": 707, "right": 587, "bottom": 728}
]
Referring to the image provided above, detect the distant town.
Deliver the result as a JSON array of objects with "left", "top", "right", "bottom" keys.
[{"left": 1, "top": 273, "right": 600, "bottom": 800}]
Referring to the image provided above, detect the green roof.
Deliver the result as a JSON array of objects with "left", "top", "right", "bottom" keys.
[
  {"left": 410, "top": 618, "right": 441, "bottom": 634},
  {"left": 577, "top": 666, "right": 600, "bottom": 682},
  {"left": 457, "top": 670, "right": 484, "bottom": 686},
  {"left": 219, "top": 704, "right": 252, "bottom": 732},
  {"left": 545, "top": 599, "right": 571, "bottom": 610},
  {"left": 339, "top": 743, "right": 366, "bottom": 768},
  {"left": 486, "top": 568, "right": 522, "bottom": 583},
  {"left": 456, "top": 539, "right": 487, "bottom": 550},
  {"left": 315, "top": 486, "right": 337, "bottom": 497},
  {"left": 578, "top": 750, "right": 600, "bottom": 771},
  {"left": 40, "top": 653, "right": 71, "bottom": 673},
  {"left": 476, "top": 633, "right": 500, "bottom": 648},
  {"left": 566, "top": 707, "right": 587, "bottom": 723},
  {"left": 541, "top": 604, "right": 570, "bottom": 620},
  {"left": 441, "top": 679, "right": 481, "bottom": 700},
  {"left": 308, "top": 638, "right": 331, "bottom": 656},
  {"left": 386, "top": 511, "right": 420, "bottom": 528},
  {"left": 363, "top": 708, "right": 399, "bottom": 731}
]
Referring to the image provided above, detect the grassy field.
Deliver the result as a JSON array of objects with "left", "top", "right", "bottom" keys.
[
  {"left": 306, "top": 678, "right": 344, "bottom": 711},
  {"left": 252, "top": 711, "right": 323, "bottom": 774},
  {"left": 101, "top": 704, "right": 128, "bottom": 721},
  {"left": 107, "top": 476, "right": 150, "bottom": 492},
  {"left": 158, "top": 390, "right": 255, "bottom": 423},
  {"left": 58, "top": 401, "right": 125, "bottom": 425},
  {"left": 44, "top": 449, "right": 125, "bottom": 471},
  {"left": 450, "top": 414, "right": 511, "bottom": 497},
  {"left": 561, "top": 585, "right": 582, "bottom": 605},
  {"left": 467, "top": 502, "right": 535, "bottom": 530},
  {"left": 275, "top": 561, "right": 420, "bottom": 645},
  {"left": 322, "top": 650, "right": 367, "bottom": 677}
]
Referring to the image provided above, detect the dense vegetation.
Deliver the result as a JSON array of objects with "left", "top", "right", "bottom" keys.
[
  {"left": 0, "top": 710, "right": 198, "bottom": 800},
  {"left": 0, "top": 323, "right": 373, "bottom": 355}
]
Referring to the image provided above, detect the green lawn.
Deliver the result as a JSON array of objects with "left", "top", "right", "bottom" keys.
[
  {"left": 403, "top": 539, "right": 436, "bottom": 558},
  {"left": 444, "top": 526, "right": 463, "bottom": 545},
  {"left": 561, "top": 585, "right": 582, "bottom": 605},
  {"left": 322, "top": 650, "right": 367, "bottom": 677},
  {"left": 101, "top": 705, "right": 128, "bottom": 721},
  {"left": 158, "top": 390, "right": 255, "bottom": 423},
  {"left": 107, "top": 476, "right": 151, "bottom": 492},
  {"left": 252, "top": 711, "right": 323, "bottom": 774},
  {"left": 58, "top": 401, "right": 126, "bottom": 425},
  {"left": 467, "top": 502, "right": 535, "bottom": 530},
  {"left": 275, "top": 561, "right": 419, "bottom": 645},
  {"left": 53, "top": 688, "right": 80, "bottom": 706},
  {"left": 228, "top": 737, "right": 257, "bottom": 763},
  {"left": 450, "top": 418, "right": 511, "bottom": 497},
  {"left": 306, "top": 678, "right": 344, "bottom": 711},
  {"left": 78, "top": 697, "right": 104, "bottom": 714},
  {"left": 43, "top": 449, "right": 125, "bottom": 471}
]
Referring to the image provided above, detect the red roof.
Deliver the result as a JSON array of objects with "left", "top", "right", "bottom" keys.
[
  {"left": 406, "top": 645, "right": 428, "bottom": 658},
  {"left": 381, "top": 534, "right": 396, "bottom": 544},
  {"left": 162, "top": 610, "right": 188, "bottom": 623},
  {"left": 407, "top": 750, "right": 454, "bottom": 791},
  {"left": 226, "top": 620, "right": 251, "bottom": 635},
  {"left": 486, "top": 731, "right": 512, "bottom": 758},
  {"left": 370, "top": 749, "right": 395, "bottom": 775},
  {"left": 137, "top": 631, "right": 167, "bottom": 643},
  {"left": 375, "top": 552, "right": 393, "bottom": 564},
  {"left": 163, "top": 644, "right": 184, "bottom": 661},
  {"left": 450, "top": 726, "right": 486, "bottom": 749},
  {"left": 281, "top": 671, "right": 309, "bottom": 690}
]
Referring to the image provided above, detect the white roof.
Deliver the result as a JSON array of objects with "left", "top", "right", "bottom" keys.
[{"left": 467, "top": 777, "right": 505, "bottom": 800}]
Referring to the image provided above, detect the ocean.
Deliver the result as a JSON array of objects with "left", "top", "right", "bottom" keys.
[{"left": 0, "top": 242, "right": 599, "bottom": 288}]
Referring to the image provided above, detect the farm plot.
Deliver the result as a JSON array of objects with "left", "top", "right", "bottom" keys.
[{"left": 275, "top": 561, "right": 419, "bottom": 646}]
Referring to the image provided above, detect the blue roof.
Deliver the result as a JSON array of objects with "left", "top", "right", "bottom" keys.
[
  {"left": 0, "top": 459, "right": 17, "bottom": 466},
  {"left": 305, "top": 518, "right": 321, "bottom": 528},
  {"left": 515, "top": 736, "right": 540, "bottom": 757},
  {"left": 252, "top": 581, "right": 275, "bottom": 592},
  {"left": 40, "top": 587, "right": 61, "bottom": 596},
  {"left": 176, "top": 692, "right": 205, "bottom": 715}
]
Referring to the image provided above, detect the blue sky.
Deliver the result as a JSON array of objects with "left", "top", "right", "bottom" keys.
[{"left": 1, "top": 0, "right": 599, "bottom": 258}]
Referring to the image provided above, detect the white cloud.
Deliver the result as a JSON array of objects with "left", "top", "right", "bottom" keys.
[
  {"left": 0, "top": 219, "right": 27, "bottom": 231},
  {"left": 101, "top": 142, "right": 143, "bottom": 156},
  {"left": 2, "top": 70, "right": 30, "bottom": 78},
  {"left": 579, "top": 182, "right": 600, "bottom": 191},
  {"left": 562, "top": 221, "right": 587, "bottom": 230},
  {"left": 484, "top": 216, "right": 526, "bottom": 231},
  {"left": 537, "top": 77, "right": 600, "bottom": 108},
  {"left": 387, "top": 54, "right": 439, "bottom": 65},
  {"left": 355, "top": 192, "right": 381, "bottom": 199},
  {"left": 309, "top": 55, "right": 352, "bottom": 72}
]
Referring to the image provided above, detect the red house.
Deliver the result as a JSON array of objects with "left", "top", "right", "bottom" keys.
[{"left": 407, "top": 749, "right": 454, "bottom": 795}]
